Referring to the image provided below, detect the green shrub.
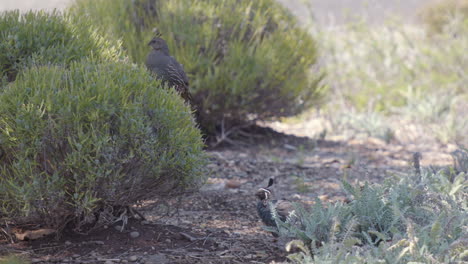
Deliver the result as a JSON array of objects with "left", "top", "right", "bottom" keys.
[
  {"left": 0, "top": 61, "right": 206, "bottom": 231},
  {"left": 419, "top": 0, "right": 468, "bottom": 35},
  {"left": 0, "top": 10, "right": 121, "bottom": 82},
  {"left": 275, "top": 150, "right": 467, "bottom": 263},
  {"left": 70, "top": 0, "right": 325, "bottom": 138}
]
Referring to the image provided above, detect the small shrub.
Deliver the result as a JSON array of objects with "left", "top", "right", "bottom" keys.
[
  {"left": 70, "top": 0, "right": 325, "bottom": 139},
  {"left": 0, "top": 10, "right": 121, "bottom": 82},
  {"left": 0, "top": 61, "right": 206, "bottom": 232},
  {"left": 419, "top": 0, "right": 468, "bottom": 35},
  {"left": 274, "top": 150, "right": 467, "bottom": 263}
]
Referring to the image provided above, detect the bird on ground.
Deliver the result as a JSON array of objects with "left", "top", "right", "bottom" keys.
[
  {"left": 255, "top": 178, "right": 294, "bottom": 230},
  {"left": 145, "top": 34, "right": 192, "bottom": 103}
]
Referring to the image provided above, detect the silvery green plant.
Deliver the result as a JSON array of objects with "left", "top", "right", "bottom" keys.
[{"left": 272, "top": 149, "right": 467, "bottom": 263}]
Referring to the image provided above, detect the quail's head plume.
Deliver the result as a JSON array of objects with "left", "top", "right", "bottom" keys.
[
  {"left": 256, "top": 178, "right": 274, "bottom": 202},
  {"left": 256, "top": 178, "right": 294, "bottom": 232},
  {"left": 145, "top": 31, "right": 192, "bottom": 103}
]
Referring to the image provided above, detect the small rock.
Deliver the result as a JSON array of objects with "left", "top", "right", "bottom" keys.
[
  {"left": 165, "top": 238, "right": 171, "bottom": 243},
  {"left": 130, "top": 231, "right": 140, "bottom": 238},
  {"left": 225, "top": 179, "right": 242, "bottom": 189},
  {"left": 72, "top": 254, "right": 80, "bottom": 259},
  {"left": 144, "top": 254, "right": 168, "bottom": 263},
  {"left": 128, "top": 256, "right": 138, "bottom": 262},
  {"left": 238, "top": 153, "right": 248, "bottom": 158},
  {"left": 104, "top": 261, "right": 114, "bottom": 264},
  {"left": 114, "top": 225, "right": 123, "bottom": 231},
  {"left": 65, "top": 241, "right": 72, "bottom": 246},
  {"left": 141, "top": 220, "right": 150, "bottom": 225},
  {"left": 31, "top": 259, "right": 42, "bottom": 263}
]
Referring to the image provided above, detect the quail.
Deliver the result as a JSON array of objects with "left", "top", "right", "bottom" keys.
[
  {"left": 146, "top": 36, "right": 192, "bottom": 103},
  {"left": 256, "top": 178, "right": 294, "bottom": 230}
]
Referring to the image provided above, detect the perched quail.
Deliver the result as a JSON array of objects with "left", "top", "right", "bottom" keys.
[
  {"left": 256, "top": 178, "right": 294, "bottom": 230},
  {"left": 146, "top": 36, "right": 192, "bottom": 103}
]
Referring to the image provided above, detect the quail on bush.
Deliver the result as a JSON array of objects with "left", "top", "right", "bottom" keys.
[
  {"left": 146, "top": 35, "right": 192, "bottom": 103},
  {"left": 256, "top": 178, "right": 294, "bottom": 229}
]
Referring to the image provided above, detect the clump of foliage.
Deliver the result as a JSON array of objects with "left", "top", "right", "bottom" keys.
[
  {"left": 419, "top": 0, "right": 468, "bottom": 35},
  {"left": 316, "top": 15, "right": 467, "bottom": 145},
  {"left": 320, "top": 21, "right": 467, "bottom": 112},
  {"left": 0, "top": 61, "right": 206, "bottom": 232},
  {"left": 273, "top": 150, "right": 467, "bottom": 263},
  {"left": 0, "top": 10, "right": 121, "bottom": 82},
  {"left": 70, "top": 0, "right": 325, "bottom": 140}
]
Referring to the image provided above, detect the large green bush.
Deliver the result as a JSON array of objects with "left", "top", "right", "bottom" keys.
[
  {"left": 0, "top": 61, "right": 206, "bottom": 231},
  {"left": 0, "top": 10, "right": 121, "bottom": 82},
  {"left": 71, "top": 0, "right": 325, "bottom": 138}
]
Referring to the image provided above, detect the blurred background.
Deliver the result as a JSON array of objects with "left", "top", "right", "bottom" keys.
[{"left": 1, "top": 0, "right": 428, "bottom": 25}]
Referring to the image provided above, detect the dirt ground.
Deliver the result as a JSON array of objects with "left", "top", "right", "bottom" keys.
[{"left": 0, "top": 125, "right": 455, "bottom": 264}]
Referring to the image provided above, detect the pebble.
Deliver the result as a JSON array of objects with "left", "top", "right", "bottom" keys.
[
  {"left": 104, "top": 261, "right": 114, "bottom": 264},
  {"left": 128, "top": 255, "right": 138, "bottom": 262},
  {"left": 65, "top": 241, "right": 72, "bottom": 246},
  {"left": 165, "top": 239, "right": 171, "bottom": 243},
  {"left": 141, "top": 220, "right": 150, "bottom": 225},
  {"left": 144, "top": 254, "right": 168, "bottom": 263},
  {"left": 130, "top": 231, "right": 140, "bottom": 238},
  {"left": 72, "top": 254, "right": 80, "bottom": 259},
  {"left": 114, "top": 225, "right": 123, "bottom": 231},
  {"left": 31, "top": 259, "right": 42, "bottom": 263},
  {"left": 225, "top": 179, "right": 242, "bottom": 188}
]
